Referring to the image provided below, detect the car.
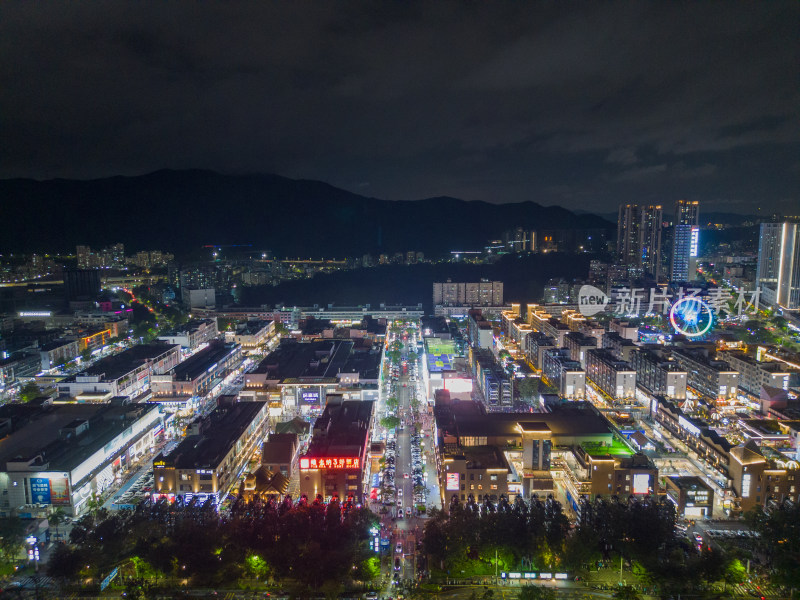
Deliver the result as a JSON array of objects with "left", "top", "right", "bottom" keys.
[
  {"left": 404, "top": 472, "right": 409, "bottom": 479},
  {"left": 397, "top": 509, "right": 403, "bottom": 518},
  {"left": 394, "top": 558, "right": 401, "bottom": 571},
  {"left": 364, "top": 593, "right": 379, "bottom": 600},
  {"left": 396, "top": 542, "right": 403, "bottom": 554},
  {"left": 405, "top": 507, "right": 412, "bottom": 517}
]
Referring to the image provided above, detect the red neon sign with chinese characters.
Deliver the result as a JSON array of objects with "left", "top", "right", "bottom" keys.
[{"left": 299, "top": 456, "right": 360, "bottom": 470}]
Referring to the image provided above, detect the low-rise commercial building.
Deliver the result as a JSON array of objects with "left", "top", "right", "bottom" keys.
[
  {"left": 728, "top": 441, "right": 800, "bottom": 513},
  {"left": 39, "top": 339, "right": 80, "bottom": 370},
  {"left": 151, "top": 340, "right": 242, "bottom": 398},
  {"left": 243, "top": 339, "right": 381, "bottom": 413},
  {"left": 298, "top": 399, "right": 374, "bottom": 501},
  {"left": 654, "top": 398, "right": 732, "bottom": 478},
  {"left": 262, "top": 432, "right": 298, "bottom": 478},
  {"left": 665, "top": 475, "right": 714, "bottom": 518},
  {"left": 229, "top": 320, "right": 275, "bottom": 350},
  {"left": 157, "top": 318, "right": 219, "bottom": 351},
  {"left": 152, "top": 401, "right": 269, "bottom": 503},
  {"left": 0, "top": 402, "right": 164, "bottom": 517},
  {"left": 57, "top": 343, "right": 181, "bottom": 399}
]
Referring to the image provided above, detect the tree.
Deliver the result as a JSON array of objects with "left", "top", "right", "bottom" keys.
[
  {"left": 518, "top": 586, "right": 556, "bottom": 600},
  {"left": 748, "top": 502, "right": 800, "bottom": 591},
  {"left": 0, "top": 517, "right": 26, "bottom": 564},
  {"left": 48, "top": 507, "right": 67, "bottom": 539},
  {"left": 613, "top": 586, "right": 641, "bottom": 600},
  {"left": 517, "top": 377, "right": 540, "bottom": 402},
  {"left": 722, "top": 557, "right": 747, "bottom": 591},
  {"left": 80, "top": 348, "right": 92, "bottom": 362},
  {"left": 19, "top": 381, "right": 41, "bottom": 403},
  {"left": 380, "top": 416, "right": 400, "bottom": 430}
]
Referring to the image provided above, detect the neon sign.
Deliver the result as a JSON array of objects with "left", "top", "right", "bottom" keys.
[{"left": 299, "top": 456, "right": 360, "bottom": 470}]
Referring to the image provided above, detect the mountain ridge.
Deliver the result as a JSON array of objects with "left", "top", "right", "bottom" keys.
[{"left": 0, "top": 169, "right": 613, "bottom": 257}]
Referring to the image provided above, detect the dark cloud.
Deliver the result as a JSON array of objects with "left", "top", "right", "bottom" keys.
[{"left": 0, "top": 1, "right": 798, "bottom": 213}]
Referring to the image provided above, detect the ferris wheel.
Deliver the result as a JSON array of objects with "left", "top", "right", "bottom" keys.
[{"left": 669, "top": 296, "right": 713, "bottom": 337}]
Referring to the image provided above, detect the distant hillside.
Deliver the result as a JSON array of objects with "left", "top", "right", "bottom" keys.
[{"left": 0, "top": 170, "right": 612, "bottom": 257}]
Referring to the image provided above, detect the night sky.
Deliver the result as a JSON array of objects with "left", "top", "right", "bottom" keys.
[{"left": 1, "top": 2, "right": 798, "bottom": 214}]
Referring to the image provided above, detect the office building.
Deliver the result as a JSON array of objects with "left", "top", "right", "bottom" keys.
[
  {"left": 40, "top": 339, "right": 80, "bottom": 370},
  {"left": 756, "top": 222, "right": 800, "bottom": 310},
  {"left": 153, "top": 401, "right": 270, "bottom": 503},
  {"left": 601, "top": 331, "right": 637, "bottom": 362},
  {"left": 525, "top": 332, "right": 556, "bottom": 370},
  {"left": 617, "top": 204, "right": 663, "bottom": 279},
  {"left": 564, "top": 332, "right": 598, "bottom": 368}
]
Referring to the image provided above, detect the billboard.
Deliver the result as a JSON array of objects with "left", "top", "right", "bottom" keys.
[
  {"left": 445, "top": 472, "right": 460, "bottom": 491},
  {"left": 30, "top": 476, "right": 71, "bottom": 506},
  {"left": 50, "top": 477, "right": 71, "bottom": 506},
  {"left": 300, "top": 389, "right": 320, "bottom": 404},
  {"left": 30, "top": 478, "right": 51, "bottom": 504},
  {"left": 633, "top": 473, "right": 650, "bottom": 495},
  {"left": 299, "top": 456, "right": 360, "bottom": 470}
]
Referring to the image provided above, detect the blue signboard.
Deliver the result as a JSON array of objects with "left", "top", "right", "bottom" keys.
[
  {"left": 100, "top": 566, "right": 119, "bottom": 591},
  {"left": 30, "top": 478, "right": 51, "bottom": 504}
]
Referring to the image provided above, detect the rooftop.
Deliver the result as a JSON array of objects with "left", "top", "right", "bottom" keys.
[
  {"left": 667, "top": 475, "right": 713, "bottom": 491},
  {"left": 448, "top": 445, "right": 508, "bottom": 470},
  {"left": 158, "top": 402, "right": 267, "bottom": 469},
  {"left": 306, "top": 400, "right": 373, "bottom": 458},
  {"left": 252, "top": 339, "right": 357, "bottom": 380},
  {"left": 170, "top": 341, "right": 239, "bottom": 382},
  {"left": 80, "top": 342, "right": 178, "bottom": 381},
  {"left": 0, "top": 403, "right": 160, "bottom": 475}
]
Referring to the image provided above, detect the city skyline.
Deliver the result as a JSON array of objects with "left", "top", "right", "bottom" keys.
[{"left": 1, "top": 3, "right": 798, "bottom": 214}]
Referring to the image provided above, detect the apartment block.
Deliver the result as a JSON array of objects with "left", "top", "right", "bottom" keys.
[{"left": 585, "top": 349, "right": 636, "bottom": 400}]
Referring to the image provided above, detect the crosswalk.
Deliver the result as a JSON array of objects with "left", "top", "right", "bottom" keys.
[{"left": 727, "top": 584, "right": 777, "bottom": 598}]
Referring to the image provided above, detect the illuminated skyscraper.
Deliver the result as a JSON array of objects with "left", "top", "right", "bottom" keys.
[
  {"left": 757, "top": 222, "right": 800, "bottom": 310},
  {"left": 670, "top": 200, "right": 700, "bottom": 282},
  {"left": 617, "top": 204, "right": 662, "bottom": 279}
]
